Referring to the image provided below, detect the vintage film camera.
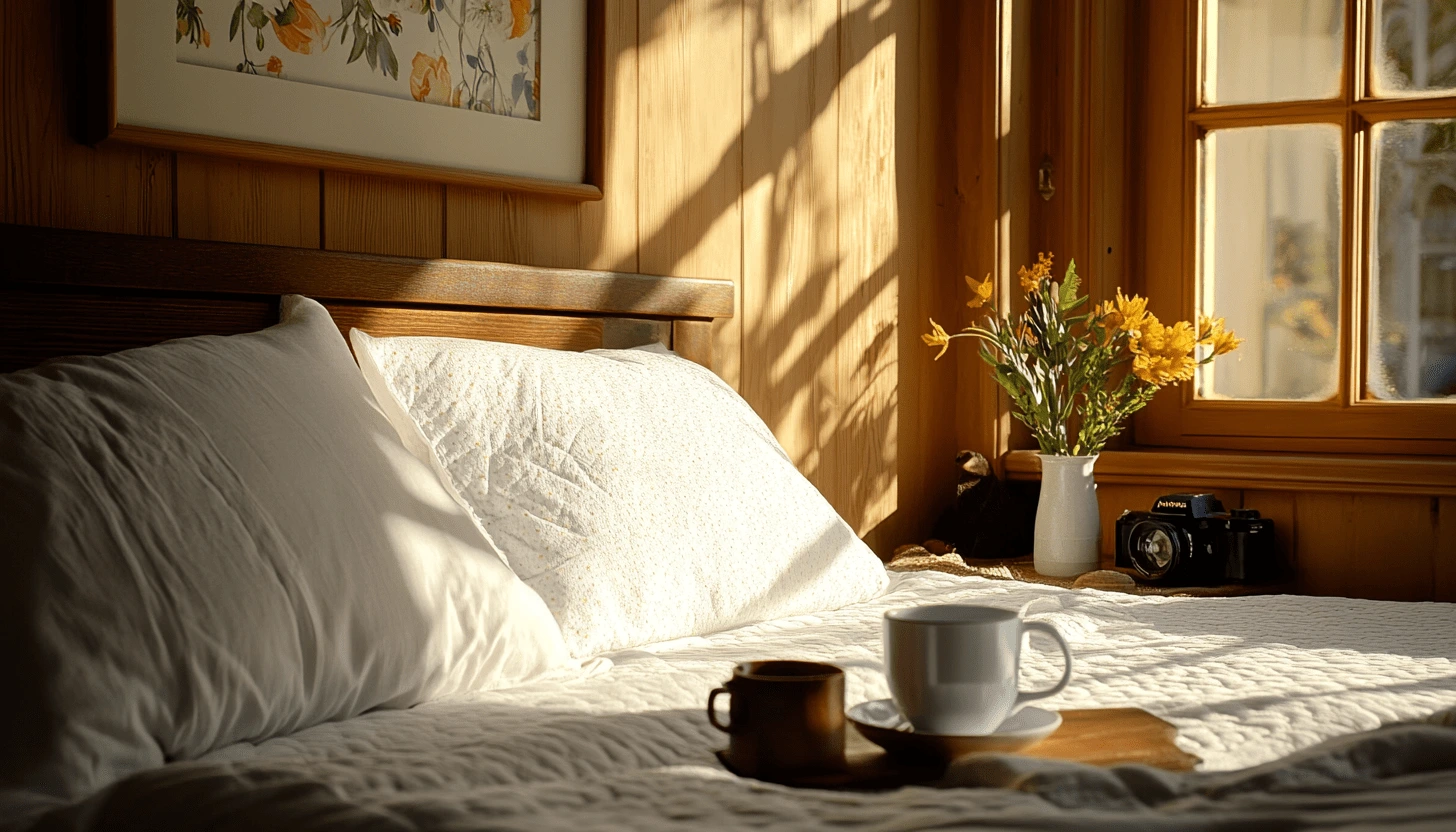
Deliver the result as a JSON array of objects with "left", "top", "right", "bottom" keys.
[{"left": 1114, "top": 493, "right": 1278, "bottom": 585}]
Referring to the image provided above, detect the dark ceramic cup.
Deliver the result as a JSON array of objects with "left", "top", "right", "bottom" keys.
[{"left": 707, "top": 660, "right": 846, "bottom": 778}]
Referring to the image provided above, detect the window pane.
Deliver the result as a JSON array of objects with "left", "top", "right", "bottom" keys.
[
  {"left": 1197, "top": 125, "right": 1343, "bottom": 401},
  {"left": 1204, "top": 0, "right": 1344, "bottom": 105},
  {"left": 1374, "top": 0, "right": 1456, "bottom": 96},
  {"left": 1369, "top": 120, "right": 1456, "bottom": 399}
]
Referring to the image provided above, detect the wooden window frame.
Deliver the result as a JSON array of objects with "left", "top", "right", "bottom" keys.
[{"left": 1134, "top": 0, "right": 1456, "bottom": 456}]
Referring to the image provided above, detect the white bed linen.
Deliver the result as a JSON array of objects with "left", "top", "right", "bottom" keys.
[
  {"left": 350, "top": 332, "right": 890, "bottom": 657},
  {"left": 18, "top": 572, "right": 1456, "bottom": 831}
]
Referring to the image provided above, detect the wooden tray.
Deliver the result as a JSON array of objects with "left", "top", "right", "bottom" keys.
[{"left": 717, "top": 707, "right": 1200, "bottom": 790}]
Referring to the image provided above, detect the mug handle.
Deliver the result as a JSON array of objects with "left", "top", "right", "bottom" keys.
[
  {"left": 707, "top": 687, "right": 732, "bottom": 732},
  {"left": 1015, "top": 621, "right": 1073, "bottom": 705}
]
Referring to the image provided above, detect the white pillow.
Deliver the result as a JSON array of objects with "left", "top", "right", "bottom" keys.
[
  {"left": 350, "top": 331, "right": 889, "bottom": 657},
  {"left": 0, "top": 297, "right": 570, "bottom": 801}
]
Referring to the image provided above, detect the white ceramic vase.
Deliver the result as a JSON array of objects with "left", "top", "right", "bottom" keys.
[{"left": 1033, "top": 454, "right": 1100, "bottom": 578}]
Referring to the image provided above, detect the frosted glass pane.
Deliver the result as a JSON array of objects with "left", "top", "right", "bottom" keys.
[
  {"left": 1369, "top": 119, "right": 1456, "bottom": 399},
  {"left": 1197, "top": 125, "right": 1343, "bottom": 401},
  {"left": 1204, "top": 0, "right": 1344, "bottom": 105},
  {"left": 1374, "top": 0, "right": 1456, "bottom": 96}
]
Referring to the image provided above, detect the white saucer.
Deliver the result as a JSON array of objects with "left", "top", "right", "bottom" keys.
[{"left": 847, "top": 699, "right": 1062, "bottom": 761}]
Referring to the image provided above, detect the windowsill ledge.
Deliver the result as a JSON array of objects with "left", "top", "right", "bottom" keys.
[{"left": 1002, "top": 448, "right": 1456, "bottom": 497}]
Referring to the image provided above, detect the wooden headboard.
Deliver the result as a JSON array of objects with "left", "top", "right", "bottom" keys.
[{"left": 0, "top": 224, "right": 733, "bottom": 373}]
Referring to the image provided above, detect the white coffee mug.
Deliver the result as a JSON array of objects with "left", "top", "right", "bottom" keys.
[{"left": 884, "top": 604, "right": 1073, "bottom": 736}]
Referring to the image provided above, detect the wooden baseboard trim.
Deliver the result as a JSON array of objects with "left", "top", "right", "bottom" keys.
[{"left": 1003, "top": 448, "right": 1456, "bottom": 497}]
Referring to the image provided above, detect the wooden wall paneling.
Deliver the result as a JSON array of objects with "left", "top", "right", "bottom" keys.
[
  {"left": 957, "top": 0, "right": 1030, "bottom": 469},
  {"left": 637, "top": 0, "right": 745, "bottom": 388},
  {"left": 1129, "top": 0, "right": 1187, "bottom": 446},
  {"left": 175, "top": 155, "right": 320, "bottom": 248},
  {"left": 1437, "top": 498, "right": 1456, "bottom": 602},
  {"left": 323, "top": 172, "right": 444, "bottom": 259},
  {"left": 869, "top": 0, "right": 959, "bottom": 551},
  {"left": 580, "top": 0, "right": 640, "bottom": 272},
  {"left": 833, "top": 0, "right": 905, "bottom": 535},
  {"left": 1293, "top": 493, "right": 1437, "bottom": 601},
  {"left": 2, "top": 1, "right": 170, "bottom": 235},
  {"left": 739, "top": 0, "right": 841, "bottom": 498},
  {"left": 1241, "top": 490, "right": 1298, "bottom": 578},
  {"left": 444, "top": 189, "right": 581, "bottom": 268},
  {"left": 1088, "top": 0, "right": 1129, "bottom": 306},
  {"left": 1029, "top": 0, "right": 1089, "bottom": 274}
]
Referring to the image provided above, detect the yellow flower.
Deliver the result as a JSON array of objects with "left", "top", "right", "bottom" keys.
[
  {"left": 1108, "top": 290, "right": 1151, "bottom": 333},
  {"left": 1017, "top": 252, "right": 1054, "bottom": 294},
  {"left": 410, "top": 53, "right": 454, "bottom": 105},
  {"left": 1129, "top": 316, "right": 1199, "bottom": 386},
  {"left": 1197, "top": 315, "right": 1242, "bottom": 356},
  {"left": 266, "top": 55, "right": 283, "bottom": 74},
  {"left": 271, "top": 0, "right": 330, "bottom": 55},
  {"left": 965, "top": 273, "right": 993, "bottom": 309},
  {"left": 1131, "top": 352, "right": 1197, "bottom": 386},
  {"left": 921, "top": 318, "right": 952, "bottom": 360}
]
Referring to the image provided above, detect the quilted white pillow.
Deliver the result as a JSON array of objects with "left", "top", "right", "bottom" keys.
[
  {"left": 350, "top": 331, "right": 889, "bottom": 657},
  {"left": 0, "top": 297, "right": 570, "bottom": 801}
]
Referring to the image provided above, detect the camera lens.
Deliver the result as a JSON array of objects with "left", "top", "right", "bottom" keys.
[{"left": 1128, "top": 520, "right": 1182, "bottom": 580}]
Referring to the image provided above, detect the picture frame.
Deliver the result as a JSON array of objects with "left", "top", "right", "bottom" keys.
[{"left": 81, "top": 0, "right": 604, "bottom": 200}]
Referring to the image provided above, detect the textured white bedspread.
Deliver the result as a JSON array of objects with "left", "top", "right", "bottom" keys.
[{"left": 20, "top": 572, "right": 1456, "bottom": 831}]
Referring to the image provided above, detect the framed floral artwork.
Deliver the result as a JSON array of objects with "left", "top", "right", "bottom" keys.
[{"left": 83, "top": 1, "right": 602, "bottom": 199}]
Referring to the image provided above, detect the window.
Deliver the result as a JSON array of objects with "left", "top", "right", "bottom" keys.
[{"left": 1135, "top": 0, "right": 1456, "bottom": 454}]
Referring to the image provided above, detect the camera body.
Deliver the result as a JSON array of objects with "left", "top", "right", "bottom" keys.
[{"left": 1114, "top": 493, "right": 1278, "bottom": 585}]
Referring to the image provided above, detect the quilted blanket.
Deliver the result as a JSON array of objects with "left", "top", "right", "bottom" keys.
[{"left": 16, "top": 572, "right": 1456, "bottom": 831}]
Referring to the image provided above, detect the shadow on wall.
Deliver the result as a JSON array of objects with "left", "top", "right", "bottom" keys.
[{"left": 600, "top": 0, "right": 917, "bottom": 536}]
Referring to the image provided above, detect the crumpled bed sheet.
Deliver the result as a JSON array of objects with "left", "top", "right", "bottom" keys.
[{"left": 17, "top": 572, "right": 1456, "bottom": 831}]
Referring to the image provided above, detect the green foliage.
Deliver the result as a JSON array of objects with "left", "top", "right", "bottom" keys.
[
  {"left": 176, "top": 0, "right": 208, "bottom": 47},
  {"left": 941, "top": 259, "right": 1145, "bottom": 456},
  {"left": 332, "top": 0, "right": 401, "bottom": 80}
]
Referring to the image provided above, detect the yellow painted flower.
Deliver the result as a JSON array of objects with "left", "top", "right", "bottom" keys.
[
  {"left": 921, "top": 318, "right": 952, "bottom": 360},
  {"left": 271, "top": 0, "right": 330, "bottom": 55},
  {"left": 510, "top": 0, "right": 532, "bottom": 38},
  {"left": 965, "top": 273, "right": 993, "bottom": 309},
  {"left": 266, "top": 55, "right": 283, "bottom": 74},
  {"left": 1017, "top": 252, "right": 1054, "bottom": 294},
  {"left": 410, "top": 53, "right": 454, "bottom": 105}
]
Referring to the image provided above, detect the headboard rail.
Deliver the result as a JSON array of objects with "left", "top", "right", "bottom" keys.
[{"left": 0, "top": 224, "right": 733, "bottom": 372}]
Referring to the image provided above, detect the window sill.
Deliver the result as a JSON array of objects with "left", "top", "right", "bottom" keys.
[{"left": 1002, "top": 448, "right": 1456, "bottom": 497}]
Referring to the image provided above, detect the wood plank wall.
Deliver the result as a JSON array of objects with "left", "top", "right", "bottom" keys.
[{"left": 1, "top": 1, "right": 962, "bottom": 550}]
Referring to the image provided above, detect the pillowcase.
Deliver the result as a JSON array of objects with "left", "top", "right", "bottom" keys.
[
  {"left": 0, "top": 296, "right": 570, "bottom": 801},
  {"left": 350, "top": 331, "right": 889, "bottom": 657}
]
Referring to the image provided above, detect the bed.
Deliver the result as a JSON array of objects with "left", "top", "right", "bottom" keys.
[{"left": 4, "top": 225, "right": 1455, "bottom": 831}]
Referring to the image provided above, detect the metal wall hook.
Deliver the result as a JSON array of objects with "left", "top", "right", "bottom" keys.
[{"left": 1037, "top": 154, "right": 1055, "bottom": 202}]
